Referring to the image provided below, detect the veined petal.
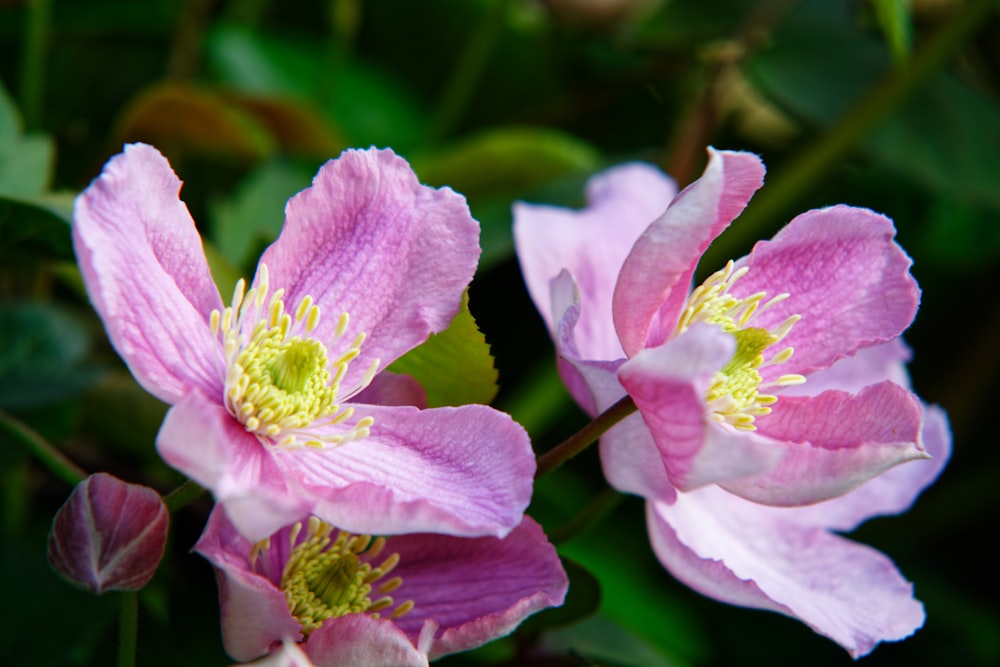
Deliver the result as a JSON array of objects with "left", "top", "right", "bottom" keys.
[
  {"left": 722, "top": 382, "right": 927, "bottom": 506},
  {"left": 278, "top": 404, "right": 534, "bottom": 538},
  {"left": 156, "top": 395, "right": 311, "bottom": 541},
  {"left": 303, "top": 616, "right": 430, "bottom": 667},
  {"left": 352, "top": 371, "right": 428, "bottom": 409},
  {"left": 388, "top": 518, "right": 568, "bottom": 659},
  {"left": 648, "top": 490, "right": 925, "bottom": 658},
  {"left": 613, "top": 148, "right": 765, "bottom": 357},
  {"left": 514, "top": 162, "right": 675, "bottom": 361},
  {"left": 72, "top": 143, "right": 223, "bottom": 403},
  {"left": 194, "top": 508, "right": 303, "bottom": 662},
  {"left": 787, "top": 405, "right": 950, "bottom": 532},
  {"left": 257, "top": 148, "right": 479, "bottom": 390},
  {"left": 778, "top": 338, "right": 912, "bottom": 397},
  {"left": 619, "top": 326, "right": 782, "bottom": 491},
  {"left": 730, "top": 206, "right": 919, "bottom": 381}
]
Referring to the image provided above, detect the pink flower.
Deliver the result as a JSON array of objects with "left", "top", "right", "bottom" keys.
[
  {"left": 196, "top": 507, "right": 568, "bottom": 665},
  {"left": 73, "top": 143, "right": 535, "bottom": 542},
  {"left": 513, "top": 149, "right": 950, "bottom": 656}
]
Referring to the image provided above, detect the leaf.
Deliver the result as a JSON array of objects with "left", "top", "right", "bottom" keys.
[
  {"left": 0, "top": 79, "right": 54, "bottom": 199},
  {"left": 0, "top": 302, "right": 104, "bottom": 410},
  {"left": 388, "top": 292, "right": 498, "bottom": 407},
  {"left": 872, "top": 0, "right": 913, "bottom": 64},
  {"left": 114, "top": 82, "right": 276, "bottom": 160},
  {"left": 210, "top": 159, "right": 315, "bottom": 269},
  {"left": 541, "top": 613, "right": 685, "bottom": 667},
  {"left": 0, "top": 195, "right": 73, "bottom": 264}
]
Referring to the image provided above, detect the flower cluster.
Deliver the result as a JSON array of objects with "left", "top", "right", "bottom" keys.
[
  {"left": 514, "top": 148, "right": 949, "bottom": 657},
  {"left": 62, "top": 142, "right": 949, "bottom": 663}
]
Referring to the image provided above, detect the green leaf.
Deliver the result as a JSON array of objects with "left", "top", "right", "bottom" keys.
[
  {"left": 0, "top": 303, "right": 104, "bottom": 410},
  {"left": 872, "top": 0, "right": 913, "bottom": 64},
  {"left": 0, "top": 195, "right": 73, "bottom": 264},
  {"left": 541, "top": 613, "right": 685, "bottom": 667},
  {"left": 210, "top": 159, "right": 315, "bottom": 269},
  {"left": 389, "top": 293, "right": 498, "bottom": 407},
  {"left": 0, "top": 80, "right": 53, "bottom": 199}
]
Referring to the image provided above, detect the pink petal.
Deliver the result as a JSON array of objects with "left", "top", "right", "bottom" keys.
[
  {"left": 279, "top": 404, "right": 535, "bottom": 538},
  {"left": 386, "top": 518, "right": 568, "bottom": 659},
  {"left": 612, "top": 148, "right": 765, "bottom": 357},
  {"left": 239, "top": 640, "right": 317, "bottom": 667},
  {"left": 195, "top": 508, "right": 303, "bottom": 662},
  {"left": 257, "top": 148, "right": 479, "bottom": 390},
  {"left": 72, "top": 143, "right": 223, "bottom": 404},
  {"left": 157, "top": 395, "right": 311, "bottom": 541},
  {"left": 723, "top": 381, "right": 927, "bottom": 506},
  {"left": 618, "top": 326, "right": 782, "bottom": 491},
  {"left": 513, "top": 162, "right": 675, "bottom": 361},
  {"left": 352, "top": 371, "right": 428, "bottom": 408},
  {"left": 730, "top": 206, "right": 920, "bottom": 381},
  {"left": 648, "top": 489, "right": 925, "bottom": 657},
  {"left": 304, "top": 616, "right": 429, "bottom": 667},
  {"left": 778, "top": 338, "right": 912, "bottom": 397},
  {"left": 787, "top": 404, "right": 950, "bottom": 532},
  {"left": 47, "top": 473, "right": 168, "bottom": 593}
]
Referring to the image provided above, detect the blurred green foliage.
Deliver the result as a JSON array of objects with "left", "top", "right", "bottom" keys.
[{"left": 1, "top": 0, "right": 998, "bottom": 665}]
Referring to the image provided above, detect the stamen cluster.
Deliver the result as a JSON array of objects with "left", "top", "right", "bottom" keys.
[
  {"left": 677, "top": 261, "right": 805, "bottom": 429},
  {"left": 210, "top": 265, "right": 378, "bottom": 448}
]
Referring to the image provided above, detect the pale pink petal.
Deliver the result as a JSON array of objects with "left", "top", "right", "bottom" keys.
[
  {"left": 239, "top": 639, "right": 317, "bottom": 667},
  {"left": 730, "top": 206, "right": 919, "bottom": 381},
  {"left": 648, "top": 490, "right": 925, "bottom": 658},
  {"left": 157, "top": 396, "right": 311, "bottom": 541},
  {"left": 612, "top": 149, "right": 765, "bottom": 357},
  {"left": 257, "top": 148, "right": 479, "bottom": 390},
  {"left": 514, "top": 163, "right": 675, "bottom": 361},
  {"left": 723, "top": 382, "right": 927, "bottom": 506},
  {"left": 279, "top": 404, "right": 535, "bottom": 538},
  {"left": 787, "top": 405, "right": 950, "bottom": 531},
  {"left": 195, "top": 509, "right": 303, "bottom": 662},
  {"left": 778, "top": 338, "right": 912, "bottom": 397},
  {"left": 618, "top": 326, "right": 782, "bottom": 491},
  {"left": 352, "top": 371, "right": 428, "bottom": 408},
  {"left": 303, "top": 616, "right": 428, "bottom": 667},
  {"left": 386, "top": 518, "right": 568, "bottom": 659},
  {"left": 47, "top": 473, "right": 168, "bottom": 593},
  {"left": 72, "top": 143, "right": 223, "bottom": 403}
]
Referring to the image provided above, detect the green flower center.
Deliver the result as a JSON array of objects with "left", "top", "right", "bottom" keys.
[
  {"left": 210, "top": 264, "right": 378, "bottom": 449},
  {"left": 252, "top": 517, "right": 413, "bottom": 636},
  {"left": 677, "top": 261, "right": 805, "bottom": 430}
]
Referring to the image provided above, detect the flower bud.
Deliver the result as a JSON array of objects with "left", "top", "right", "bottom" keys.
[{"left": 47, "top": 473, "right": 169, "bottom": 593}]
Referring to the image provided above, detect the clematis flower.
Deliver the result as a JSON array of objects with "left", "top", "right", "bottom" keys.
[
  {"left": 513, "top": 149, "right": 950, "bottom": 655},
  {"left": 196, "top": 506, "right": 568, "bottom": 665},
  {"left": 73, "top": 143, "right": 535, "bottom": 542}
]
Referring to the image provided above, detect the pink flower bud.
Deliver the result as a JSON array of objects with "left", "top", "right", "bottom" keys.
[{"left": 47, "top": 472, "right": 169, "bottom": 593}]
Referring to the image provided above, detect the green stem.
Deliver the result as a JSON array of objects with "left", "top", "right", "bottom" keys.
[
  {"left": 703, "top": 0, "right": 995, "bottom": 267},
  {"left": 18, "top": 0, "right": 51, "bottom": 131},
  {"left": 535, "top": 395, "right": 637, "bottom": 479},
  {"left": 0, "top": 410, "right": 85, "bottom": 486},
  {"left": 164, "top": 479, "right": 205, "bottom": 512},
  {"left": 117, "top": 591, "right": 138, "bottom": 667},
  {"left": 429, "top": 0, "right": 509, "bottom": 142}
]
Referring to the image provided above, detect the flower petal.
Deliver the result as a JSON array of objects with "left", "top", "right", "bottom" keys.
[
  {"left": 514, "top": 162, "right": 675, "bottom": 361},
  {"left": 777, "top": 338, "right": 912, "bottom": 397},
  {"left": 786, "top": 404, "right": 950, "bottom": 531},
  {"left": 279, "top": 404, "right": 535, "bottom": 538},
  {"left": 387, "top": 517, "right": 568, "bottom": 659},
  {"left": 195, "top": 507, "right": 304, "bottom": 662},
  {"left": 648, "top": 490, "right": 925, "bottom": 658},
  {"left": 157, "top": 395, "right": 311, "bottom": 541},
  {"left": 612, "top": 148, "right": 765, "bottom": 357},
  {"left": 352, "top": 371, "right": 428, "bottom": 408},
  {"left": 257, "top": 148, "right": 479, "bottom": 389},
  {"left": 730, "top": 206, "right": 920, "bottom": 381},
  {"left": 303, "top": 615, "right": 429, "bottom": 667},
  {"left": 618, "top": 326, "right": 782, "bottom": 491},
  {"left": 722, "top": 381, "right": 927, "bottom": 506},
  {"left": 72, "top": 143, "right": 223, "bottom": 403}
]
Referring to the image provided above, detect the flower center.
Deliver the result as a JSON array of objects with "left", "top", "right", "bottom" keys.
[
  {"left": 210, "top": 264, "right": 379, "bottom": 449},
  {"left": 251, "top": 517, "right": 413, "bottom": 636},
  {"left": 677, "top": 260, "right": 805, "bottom": 430}
]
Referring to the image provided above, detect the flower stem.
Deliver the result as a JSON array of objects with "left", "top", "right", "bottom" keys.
[
  {"left": 18, "top": 0, "right": 51, "bottom": 130},
  {"left": 117, "top": 591, "right": 138, "bottom": 667},
  {"left": 535, "top": 395, "right": 637, "bottom": 479},
  {"left": 0, "top": 410, "right": 85, "bottom": 486},
  {"left": 164, "top": 479, "right": 205, "bottom": 512}
]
